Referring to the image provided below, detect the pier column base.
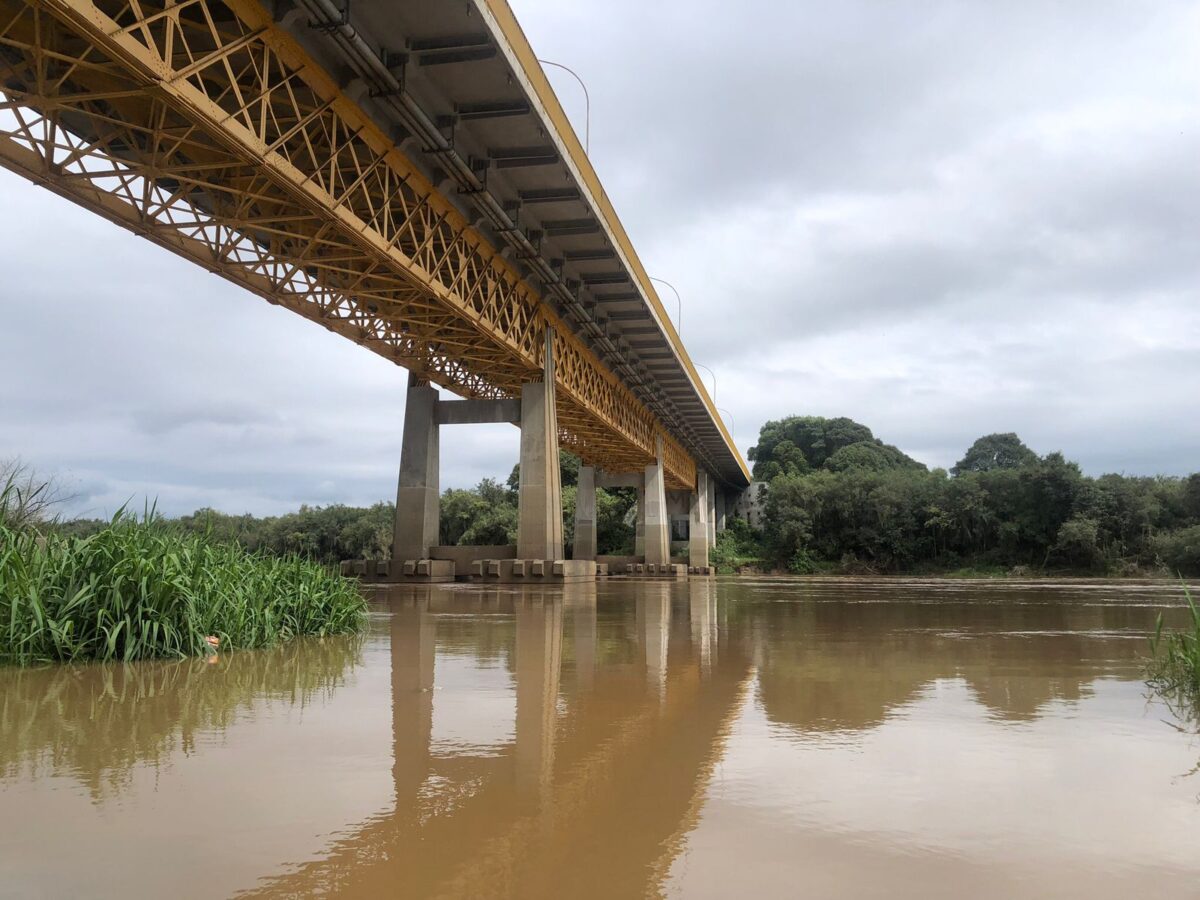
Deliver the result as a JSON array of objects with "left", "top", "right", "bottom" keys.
[{"left": 471, "top": 559, "right": 597, "bottom": 583}]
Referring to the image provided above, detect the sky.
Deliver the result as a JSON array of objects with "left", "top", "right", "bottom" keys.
[{"left": 1, "top": 0, "right": 1198, "bottom": 518}]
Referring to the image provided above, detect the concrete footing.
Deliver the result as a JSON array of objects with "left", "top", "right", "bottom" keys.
[
  {"left": 622, "top": 563, "right": 689, "bottom": 579},
  {"left": 340, "top": 558, "right": 455, "bottom": 582},
  {"left": 393, "top": 559, "right": 455, "bottom": 583},
  {"left": 470, "top": 559, "right": 597, "bottom": 583},
  {"left": 342, "top": 557, "right": 702, "bottom": 582}
]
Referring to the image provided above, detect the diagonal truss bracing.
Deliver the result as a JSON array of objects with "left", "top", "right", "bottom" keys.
[{"left": 0, "top": 0, "right": 697, "bottom": 489}]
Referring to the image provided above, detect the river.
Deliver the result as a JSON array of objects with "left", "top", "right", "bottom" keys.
[{"left": 2, "top": 578, "right": 1198, "bottom": 898}]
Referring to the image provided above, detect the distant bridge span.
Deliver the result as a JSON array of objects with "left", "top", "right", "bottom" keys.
[{"left": 0, "top": 0, "right": 750, "bottom": 572}]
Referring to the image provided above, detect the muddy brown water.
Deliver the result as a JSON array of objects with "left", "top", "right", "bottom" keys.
[{"left": 2, "top": 578, "right": 1199, "bottom": 899}]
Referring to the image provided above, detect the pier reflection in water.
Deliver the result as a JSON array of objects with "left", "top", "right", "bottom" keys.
[{"left": 2, "top": 578, "right": 1199, "bottom": 899}]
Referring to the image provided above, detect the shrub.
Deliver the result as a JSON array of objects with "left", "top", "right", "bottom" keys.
[{"left": 1154, "top": 526, "right": 1200, "bottom": 576}]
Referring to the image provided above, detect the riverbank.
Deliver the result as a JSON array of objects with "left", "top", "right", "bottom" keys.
[
  {"left": 714, "top": 560, "right": 1188, "bottom": 580},
  {"left": 0, "top": 516, "right": 367, "bottom": 666}
]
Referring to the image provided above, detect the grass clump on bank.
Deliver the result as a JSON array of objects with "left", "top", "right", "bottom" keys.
[
  {"left": 1148, "top": 585, "right": 1200, "bottom": 715},
  {"left": 0, "top": 513, "right": 367, "bottom": 667}
]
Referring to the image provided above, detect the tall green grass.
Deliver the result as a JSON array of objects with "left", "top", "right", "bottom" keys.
[
  {"left": 1148, "top": 584, "right": 1200, "bottom": 714},
  {"left": 0, "top": 512, "right": 367, "bottom": 666}
]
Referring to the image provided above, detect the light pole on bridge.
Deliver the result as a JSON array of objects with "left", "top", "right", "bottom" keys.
[
  {"left": 717, "top": 407, "right": 735, "bottom": 436},
  {"left": 695, "top": 363, "right": 717, "bottom": 405},
  {"left": 648, "top": 276, "right": 682, "bottom": 337},
  {"left": 538, "top": 59, "right": 590, "bottom": 155}
]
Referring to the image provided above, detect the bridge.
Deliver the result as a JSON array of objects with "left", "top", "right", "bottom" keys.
[{"left": 0, "top": 0, "right": 751, "bottom": 579}]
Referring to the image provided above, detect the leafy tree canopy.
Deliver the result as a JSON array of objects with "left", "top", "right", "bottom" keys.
[
  {"left": 952, "top": 433, "right": 1038, "bottom": 476},
  {"left": 749, "top": 416, "right": 924, "bottom": 479}
]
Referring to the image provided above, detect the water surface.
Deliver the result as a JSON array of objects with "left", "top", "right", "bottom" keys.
[{"left": 2, "top": 578, "right": 1198, "bottom": 898}]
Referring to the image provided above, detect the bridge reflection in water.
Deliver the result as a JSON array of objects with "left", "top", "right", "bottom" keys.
[{"left": 242, "top": 581, "right": 751, "bottom": 898}]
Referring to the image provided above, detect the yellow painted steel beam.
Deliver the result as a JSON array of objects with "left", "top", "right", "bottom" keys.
[{"left": 0, "top": 0, "right": 698, "bottom": 489}]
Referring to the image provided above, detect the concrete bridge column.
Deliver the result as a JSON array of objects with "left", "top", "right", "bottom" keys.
[
  {"left": 572, "top": 465, "right": 597, "bottom": 561},
  {"left": 700, "top": 475, "right": 710, "bottom": 547},
  {"left": 517, "top": 329, "right": 564, "bottom": 561},
  {"left": 643, "top": 437, "right": 671, "bottom": 567},
  {"left": 635, "top": 485, "right": 646, "bottom": 558},
  {"left": 392, "top": 374, "right": 440, "bottom": 562},
  {"left": 715, "top": 490, "right": 727, "bottom": 533},
  {"left": 689, "top": 469, "right": 710, "bottom": 568}
]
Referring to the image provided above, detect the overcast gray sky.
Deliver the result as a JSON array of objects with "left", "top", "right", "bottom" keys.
[{"left": 2, "top": 0, "right": 1197, "bottom": 518}]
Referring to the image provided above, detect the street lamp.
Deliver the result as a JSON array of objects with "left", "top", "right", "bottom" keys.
[
  {"left": 717, "top": 407, "right": 736, "bottom": 435},
  {"left": 696, "top": 363, "right": 717, "bottom": 405},
  {"left": 648, "top": 276, "right": 682, "bottom": 336},
  {"left": 538, "top": 59, "right": 590, "bottom": 155}
]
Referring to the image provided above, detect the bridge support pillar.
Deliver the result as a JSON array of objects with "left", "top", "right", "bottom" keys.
[
  {"left": 689, "top": 469, "right": 711, "bottom": 568},
  {"left": 635, "top": 485, "right": 646, "bottom": 558},
  {"left": 517, "top": 329, "right": 564, "bottom": 560},
  {"left": 643, "top": 437, "right": 671, "bottom": 567},
  {"left": 707, "top": 475, "right": 717, "bottom": 546},
  {"left": 392, "top": 375, "right": 440, "bottom": 563},
  {"left": 573, "top": 466, "right": 597, "bottom": 561}
]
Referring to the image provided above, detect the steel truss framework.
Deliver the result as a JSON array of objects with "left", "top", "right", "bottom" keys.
[{"left": 0, "top": 0, "right": 697, "bottom": 489}]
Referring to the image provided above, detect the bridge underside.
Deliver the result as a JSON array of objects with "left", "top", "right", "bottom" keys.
[{"left": 0, "top": 0, "right": 698, "bottom": 489}]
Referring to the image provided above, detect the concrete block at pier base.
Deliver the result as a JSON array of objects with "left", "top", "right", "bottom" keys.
[
  {"left": 391, "top": 559, "right": 454, "bottom": 583},
  {"left": 617, "top": 563, "right": 689, "bottom": 580},
  {"left": 688, "top": 565, "right": 715, "bottom": 577},
  {"left": 470, "top": 559, "right": 597, "bottom": 583},
  {"left": 596, "top": 563, "right": 610, "bottom": 577},
  {"left": 339, "top": 558, "right": 399, "bottom": 582}
]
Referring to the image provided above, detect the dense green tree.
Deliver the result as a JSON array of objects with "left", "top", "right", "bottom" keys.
[
  {"left": 744, "top": 418, "right": 1200, "bottom": 575},
  {"left": 1154, "top": 526, "right": 1200, "bottom": 575},
  {"left": 1051, "top": 516, "right": 1103, "bottom": 570},
  {"left": 750, "top": 416, "right": 923, "bottom": 479},
  {"left": 951, "top": 433, "right": 1038, "bottom": 476}
]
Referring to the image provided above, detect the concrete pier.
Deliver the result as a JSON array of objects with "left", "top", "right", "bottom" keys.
[
  {"left": 689, "top": 469, "right": 710, "bottom": 568},
  {"left": 644, "top": 438, "right": 671, "bottom": 567},
  {"left": 707, "top": 475, "right": 717, "bottom": 546},
  {"left": 392, "top": 375, "right": 440, "bottom": 563},
  {"left": 573, "top": 465, "right": 597, "bottom": 561},
  {"left": 635, "top": 485, "right": 646, "bottom": 558},
  {"left": 517, "top": 335, "right": 564, "bottom": 561}
]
